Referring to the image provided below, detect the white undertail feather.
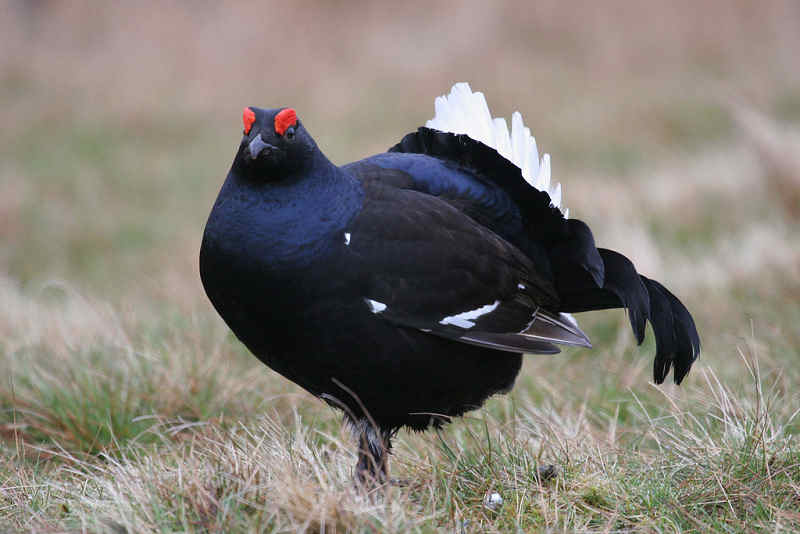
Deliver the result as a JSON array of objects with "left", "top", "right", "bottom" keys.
[{"left": 427, "top": 83, "right": 568, "bottom": 217}]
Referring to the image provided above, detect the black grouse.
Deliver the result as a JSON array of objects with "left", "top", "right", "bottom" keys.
[{"left": 200, "top": 83, "right": 700, "bottom": 485}]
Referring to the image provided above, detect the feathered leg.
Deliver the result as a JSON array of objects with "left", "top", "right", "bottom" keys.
[{"left": 353, "top": 420, "right": 391, "bottom": 487}]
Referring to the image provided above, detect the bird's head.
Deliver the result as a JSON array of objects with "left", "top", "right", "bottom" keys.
[{"left": 235, "top": 106, "right": 316, "bottom": 178}]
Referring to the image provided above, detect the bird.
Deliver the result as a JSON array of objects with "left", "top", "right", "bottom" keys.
[{"left": 199, "top": 83, "right": 700, "bottom": 486}]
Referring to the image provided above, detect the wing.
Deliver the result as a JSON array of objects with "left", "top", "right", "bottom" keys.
[
  {"left": 345, "top": 128, "right": 604, "bottom": 286},
  {"left": 343, "top": 178, "right": 591, "bottom": 354}
]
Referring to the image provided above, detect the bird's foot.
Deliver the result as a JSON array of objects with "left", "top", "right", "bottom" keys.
[{"left": 536, "top": 464, "right": 559, "bottom": 482}]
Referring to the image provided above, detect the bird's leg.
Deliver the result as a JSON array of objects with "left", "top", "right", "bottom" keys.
[{"left": 354, "top": 423, "right": 390, "bottom": 488}]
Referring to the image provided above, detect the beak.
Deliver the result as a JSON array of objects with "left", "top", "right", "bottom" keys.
[{"left": 246, "top": 134, "right": 278, "bottom": 160}]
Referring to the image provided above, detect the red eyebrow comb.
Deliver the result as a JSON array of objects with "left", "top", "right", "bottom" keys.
[
  {"left": 242, "top": 107, "right": 256, "bottom": 135},
  {"left": 274, "top": 108, "right": 297, "bottom": 136}
]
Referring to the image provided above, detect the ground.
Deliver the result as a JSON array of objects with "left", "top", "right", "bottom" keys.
[{"left": 1, "top": 2, "right": 799, "bottom": 532}]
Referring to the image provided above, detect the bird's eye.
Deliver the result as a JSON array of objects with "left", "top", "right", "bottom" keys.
[{"left": 285, "top": 126, "right": 296, "bottom": 140}]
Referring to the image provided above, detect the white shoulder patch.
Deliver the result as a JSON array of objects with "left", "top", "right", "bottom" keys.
[
  {"left": 426, "top": 82, "right": 566, "bottom": 215},
  {"left": 439, "top": 300, "right": 500, "bottom": 329},
  {"left": 344, "top": 232, "right": 351, "bottom": 245},
  {"left": 364, "top": 298, "right": 387, "bottom": 313}
]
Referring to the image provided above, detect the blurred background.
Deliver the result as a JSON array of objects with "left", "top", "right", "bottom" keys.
[
  {"left": 1, "top": 0, "right": 798, "bottom": 305},
  {"left": 1, "top": 1, "right": 799, "bottom": 528}
]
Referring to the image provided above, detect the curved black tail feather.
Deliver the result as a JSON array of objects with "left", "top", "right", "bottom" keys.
[
  {"left": 597, "top": 249, "right": 650, "bottom": 344},
  {"left": 557, "top": 248, "right": 649, "bottom": 344},
  {"left": 557, "top": 249, "right": 700, "bottom": 384},
  {"left": 640, "top": 277, "right": 701, "bottom": 384},
  {"left": 549, "top": 219, "right": 605, "bottom": 288}
]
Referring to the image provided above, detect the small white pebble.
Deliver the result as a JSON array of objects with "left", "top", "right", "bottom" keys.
[{"left": 484, "top": 492, "right": 503, "bottom": 510}]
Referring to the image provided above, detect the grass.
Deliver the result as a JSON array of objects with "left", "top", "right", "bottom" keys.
[
  {"left": 2, "top": 1, "right": 800, "bottom": 532},
  {"left": 2, "top": 319, "right": 797, "bottom": 532}
]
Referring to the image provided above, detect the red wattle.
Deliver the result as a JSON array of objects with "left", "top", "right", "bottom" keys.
[
  {"left": 274, "top": 108, "right": 297, "bottom": 136},
  {"left": 243, "top": 107, "right": 256, "bottom": 135}
]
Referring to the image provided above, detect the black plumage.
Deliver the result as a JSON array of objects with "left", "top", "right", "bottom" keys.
[{"left": 200, "top": 97, "right": 700, "bottom": 484}]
